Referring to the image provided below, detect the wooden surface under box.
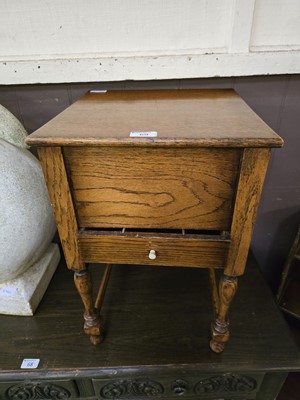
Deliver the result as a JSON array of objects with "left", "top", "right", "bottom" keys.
[{"left": 0, "top": 255, "right": 299, "bottom": 400}]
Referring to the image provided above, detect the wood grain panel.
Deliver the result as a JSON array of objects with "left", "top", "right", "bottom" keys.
[
  {"left": 64, "top": 147, "right": 241, "bottom": 230},
  {"left": 38, "top": 147, "right": 84, "bottom": 270},
  {"left": 78, "top": 231, "right": 229, "bottom": 268},
  {"left": 225, "top": 148, "right": 271, "bottom": 276}
]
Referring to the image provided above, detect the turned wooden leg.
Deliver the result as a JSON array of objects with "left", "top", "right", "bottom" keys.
[
  {"left": 210, "top": 274, "right": 238, "bottom": 353},
  {"left": 74, "top": 268, "right": 103, "bottom": 345},
  {"left": 95, "top": 264, "right": 112, "bottom": 312},
  {"left": 208, "top": 269, "right": 219, "bottom": 316}
]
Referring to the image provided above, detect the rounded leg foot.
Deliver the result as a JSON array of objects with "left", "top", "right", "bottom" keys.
[
  {"left": 209, "top": 339, "right": 225, "bottom": 353},
  {"left": 84, "top": 314, "right": 104, "bottom": 345},
  {"left": 90, "top": 334, "right": 104, "bottom": 345}
]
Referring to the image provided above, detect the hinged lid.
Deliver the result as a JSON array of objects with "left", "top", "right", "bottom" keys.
[{"left": 26, "top": 89, "right": 283, "bottom": 148}]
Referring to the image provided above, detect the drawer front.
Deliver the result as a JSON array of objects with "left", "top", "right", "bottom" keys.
[
  {"left": 78, "top": 232, "right": 229, "bottom": 268},
  {"left": 64, "top": 147, "right": 240, "bottom": 230}
]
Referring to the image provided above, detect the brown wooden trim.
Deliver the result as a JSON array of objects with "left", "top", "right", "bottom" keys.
[
  {"left": 79, "top": 228, "right": 228, "bottom": 240},
  {"left": 224, "top": 148, "right": 271, "bottom": 276},
  {"left": 27, "top": 137, "right": 283, "bottom": 148},
  {"left": 38, "top": 146, "right": 84, "bottom": 270}
]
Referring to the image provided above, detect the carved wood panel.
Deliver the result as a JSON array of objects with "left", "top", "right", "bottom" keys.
[
  {"left": 1, "top": 379, "right": 80, "bottom": 400},
  {"left": 94, "top": 373, "right": 262, "bottom": 399},
  {"left": 6, "top": 381, "right": 72, "bottom": 400}
]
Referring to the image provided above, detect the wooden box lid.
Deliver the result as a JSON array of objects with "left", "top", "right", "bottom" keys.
[{"left": 26, "top": 89, "right": 283, "bottom": 148}]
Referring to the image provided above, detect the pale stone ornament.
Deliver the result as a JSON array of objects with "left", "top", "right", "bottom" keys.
[{"left": 0, "top": 104, "right": 60, "bottom": 315}]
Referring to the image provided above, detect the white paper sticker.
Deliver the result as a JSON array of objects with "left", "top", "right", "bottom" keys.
[
  {"left": 89, "top": 89, "right": 107, "bottom": 93},
  {"left": 0, "top": 287, "right": 16, "bottom": 297},
  {"left": 21, "top": 359, "right": 40, "bottom": 369},
  {"left": 129, "top": 131, "right": 157, "bottom": 138}
]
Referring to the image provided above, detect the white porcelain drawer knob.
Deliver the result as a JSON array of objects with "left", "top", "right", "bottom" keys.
[{"left": 149, "top": 250, "right": 157, "bottom": 260}]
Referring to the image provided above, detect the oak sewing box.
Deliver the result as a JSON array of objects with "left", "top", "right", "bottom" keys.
[{"left": 26, "top": 89, "right": 283, "bottom": 352}]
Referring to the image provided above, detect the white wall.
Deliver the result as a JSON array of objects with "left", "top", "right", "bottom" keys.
[{"left": 0, "top": 0, "right": 300, "bottom": 84}]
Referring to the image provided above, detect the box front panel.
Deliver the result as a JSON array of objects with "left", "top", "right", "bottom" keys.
[{"left": 64, "top": 147, "right": 240, "bottom": 230}]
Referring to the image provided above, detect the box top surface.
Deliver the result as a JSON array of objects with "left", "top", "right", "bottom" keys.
[{"left": 26, "top": 89, "right": 283, "bottom": 147}]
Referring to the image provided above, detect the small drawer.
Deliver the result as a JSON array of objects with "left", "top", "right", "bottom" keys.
[{"left": 78, "top": 229, "right": 230, "bottom": 268}]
